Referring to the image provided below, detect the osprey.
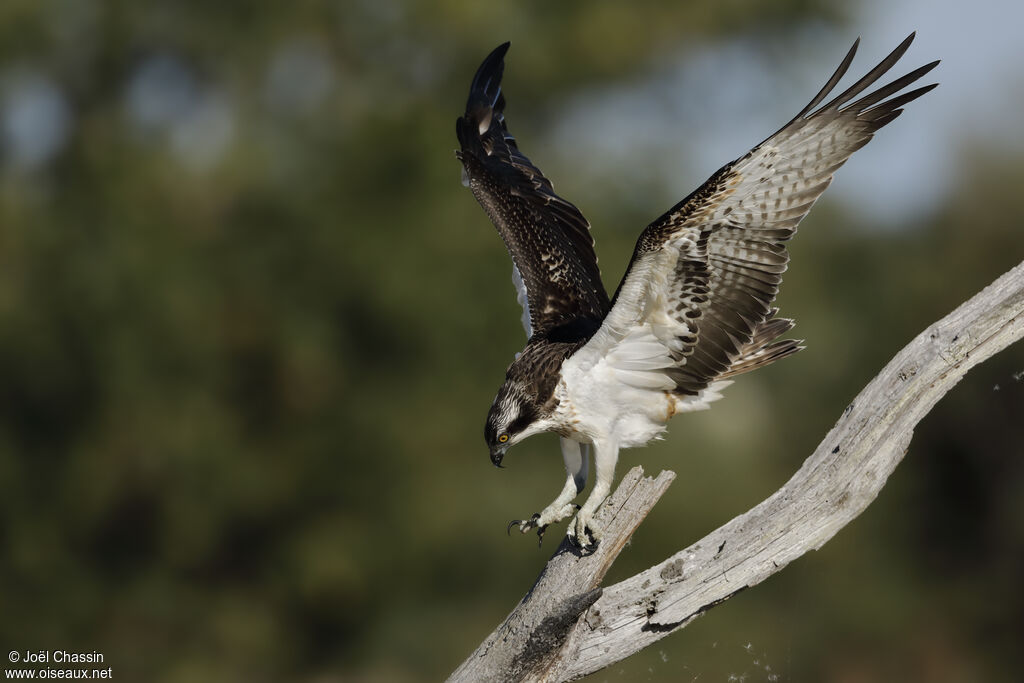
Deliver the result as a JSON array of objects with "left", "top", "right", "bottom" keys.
[{"left": 456, "top": 35, "right": 937, "bottom": 547}]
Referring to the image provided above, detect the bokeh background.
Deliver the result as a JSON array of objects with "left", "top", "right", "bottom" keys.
[{"left": 1, "top": 1, "right": 1022, "bottom": 681}]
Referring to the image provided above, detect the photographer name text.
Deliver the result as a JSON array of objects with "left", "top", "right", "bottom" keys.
[{"left": 12, "top": 651, "right": 104, "bottom": 665}]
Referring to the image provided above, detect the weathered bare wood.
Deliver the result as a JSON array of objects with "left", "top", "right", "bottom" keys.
[
  {"left": 448, "top": 468, "right": 675, "bottom": 682},
  {"left": 451, "top": 260, "right": 1024, "bottom": 683}
]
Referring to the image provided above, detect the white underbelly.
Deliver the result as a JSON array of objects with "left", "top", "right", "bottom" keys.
[
  {"left": 557, "top": 356, "right": 733, "bottom": 450},
  {"left": 611, "top": 402, "right": 670, "bottom": 448},
  {"left": 557, "top": 372, "right": 672, "bottom": 449}
]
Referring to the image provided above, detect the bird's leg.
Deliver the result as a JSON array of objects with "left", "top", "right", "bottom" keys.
[
  {"left": 567, "top": 440, "right": 617, "bottom": 549},
  {"left": 510, "top": 439, "right": 589, "bottom": 545}
]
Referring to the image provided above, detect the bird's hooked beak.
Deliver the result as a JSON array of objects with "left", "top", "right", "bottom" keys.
[{"left": 490, "top": 445, "right": 507, "bottom": 468}]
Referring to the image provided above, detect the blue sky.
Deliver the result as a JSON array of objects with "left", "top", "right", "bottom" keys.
[{"left": 545, "top": 0, "right": 1024, "bottom": 229}]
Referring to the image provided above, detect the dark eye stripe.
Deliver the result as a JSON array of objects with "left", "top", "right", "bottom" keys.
[{"left": 508, "top": 412, "right": 534, "bottom": 436}]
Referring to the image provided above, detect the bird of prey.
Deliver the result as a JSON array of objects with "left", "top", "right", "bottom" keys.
[{"left": 455, "top": 35, "right": 937, "bottom": 547}]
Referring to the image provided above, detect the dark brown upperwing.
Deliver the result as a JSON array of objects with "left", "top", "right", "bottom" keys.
[{"left": 456, "top": 43, "right": 609, "bottom": 340}]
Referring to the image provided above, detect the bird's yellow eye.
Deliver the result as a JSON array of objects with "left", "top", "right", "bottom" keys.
[{"left": 498, "top": 433, "right": 509, "bottom": 443}]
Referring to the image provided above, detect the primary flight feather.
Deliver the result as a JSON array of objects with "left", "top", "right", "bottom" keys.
[{"left": 456, "top": 35, "right": 938, "bottom": 547}]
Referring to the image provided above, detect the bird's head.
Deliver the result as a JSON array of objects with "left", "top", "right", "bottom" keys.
[{"left": 484, "top": 379, "right": 545, "bottom": 467}]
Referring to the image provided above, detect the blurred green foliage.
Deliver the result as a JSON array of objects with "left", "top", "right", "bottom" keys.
[{"left": 0, "top": 1, "right": 1021, "bottom": 682}]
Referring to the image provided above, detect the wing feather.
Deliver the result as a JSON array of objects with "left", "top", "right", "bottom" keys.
[
  {"left": 456, "top": 43, "right": 610, "bottom": 340},
  {"left": 510, "top": 263, "right": 532, "bottom": 337},
  {"left": 575, "top": 35, "right": 938, "bottom": 397}
]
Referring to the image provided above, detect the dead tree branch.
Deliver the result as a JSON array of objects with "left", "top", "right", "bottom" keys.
[{"left": 449, "top": 260, "right": 1024, "bottom": 683}]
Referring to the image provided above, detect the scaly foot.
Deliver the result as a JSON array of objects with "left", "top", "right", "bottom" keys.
[
  {"left": 566, "top": 508, "right": 601, "bottom": 549},
  {"left": 508, "top": 503, "right": 579, "bottom": 546}
]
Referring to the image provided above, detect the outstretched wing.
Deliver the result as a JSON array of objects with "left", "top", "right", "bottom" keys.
[
  {"left": 456, "top": 42, "right": 610, "bottom": 340},
  {"left": 573, "top": 34, "right": 938, "bottom": 401}
]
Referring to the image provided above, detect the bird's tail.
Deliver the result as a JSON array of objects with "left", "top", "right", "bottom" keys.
[{"left": 718, "top": 311, "right": 803, "bottom": 379}]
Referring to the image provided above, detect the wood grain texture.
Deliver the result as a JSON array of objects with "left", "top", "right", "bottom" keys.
[{"left": 448, "top": 468, "right": 675, "bottom": 683}]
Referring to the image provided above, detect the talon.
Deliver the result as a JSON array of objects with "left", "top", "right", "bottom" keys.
[
  {"left": 567, "top": 524, "right": 583, "bottom": 549},
  {"left": 535, "top": 525, "right": 547, "bottom": 547},
  {"left": 570, "top": 528, "right": 597, "bottom": 550},
  {"left": 566, "top": 510, "right": 600, "bottom": 550},
  {"left": 507, "top": 513, "right": 541, "bottom": 536}
]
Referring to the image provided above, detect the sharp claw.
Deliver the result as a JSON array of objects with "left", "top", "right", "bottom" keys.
[
  {"left": 507, "top": 513, "right": 542, "bottom": 537},
  {"left": 535, "top": 525, "right": 547, "bottom": 547}
]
